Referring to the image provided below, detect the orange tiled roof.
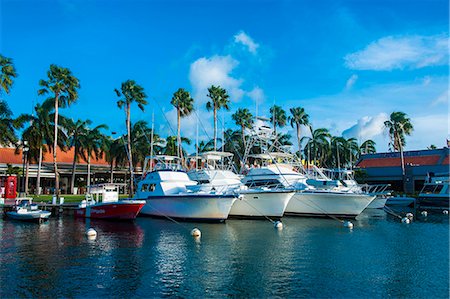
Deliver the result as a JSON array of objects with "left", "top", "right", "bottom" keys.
[
  {"left": 0, "top": 146, "right": 109, "bottom": 166},
  {"left": 358, "top": 155, "right": 443, "bottom": 168}
]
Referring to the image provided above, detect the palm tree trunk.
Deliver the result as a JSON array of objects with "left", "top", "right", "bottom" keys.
[
  {"left": 25, "top": 158, "right": 30, "bottom": 195},
  {"left": 241, "top": 125, "right": 245, "bottom": 146},
  {"left": 213, "top": 107, "right": 217, "bottom": 151},
  {"left": 126, "top": 104, "right": 134, "bottom": 196},
  {"left": 70, "top": 145, "right": 77, "bottom": 194},
  {"left": 177, "top": 108, "right": 181, "bottom": 158},
  {"left": 110, "top": 159, "right": 114, "bottom": 183},
  {"left": 36, "top": 146, "right": 42, "bottom": 195},
  {"left": 87, "top": 154, "right": 91, "bottom": 192},
  {"left": 297, "top": 124, "right": 301, "bottom": 159},
  {"left": 53, "top": 95, "right": 60, "bottom": 198}
]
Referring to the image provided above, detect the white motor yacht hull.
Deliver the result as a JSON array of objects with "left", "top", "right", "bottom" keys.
[
  {"left": 366, "top": 196, "right": 388, "bottom": 209},
  {"left": 139, "top": 194, "right": 236, "bottom": 222},
  {"left": 6, "top": 210, "right": 51, "bottom": 223},
  {"left": 229, "top": 190, "right": 295, "bottom": 219},
  {"left": 285, "top": 191, "right": 375, "bottom": 218}
]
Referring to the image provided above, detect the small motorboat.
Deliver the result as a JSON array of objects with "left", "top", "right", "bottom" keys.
[
  {"left": 5, "top": 198, "right": 51, "bottom": 223},
  {"left": 385, "top": 196, "right": 416, "bottom": 207},
  {"left": 75, "top": 184, "right": 145, "bottom": 220}
]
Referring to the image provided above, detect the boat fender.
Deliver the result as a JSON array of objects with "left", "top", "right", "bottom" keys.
[
  {"left": 421, "top": 211, "right": 428, "bottom": 217},
  {"left": 343, "top": 221, "right": 353, "bottom": 229},
  {"left": 86, "top": 228, "right": 97, "bottom": 238},
  {"left": 406, "top": 212, "right": 414, "bottom": 220},
  {"left": 443, "top": 210, "right": 449, "bottom": 215},
  {"left": 191, "top": 228, "right": 201, "bottom": 238},
  {"left": 274, "top": 221, "right": 283, "bottom": 230},
  {"left": 401, "top": 217, "right": 410, "bottom": 224}
]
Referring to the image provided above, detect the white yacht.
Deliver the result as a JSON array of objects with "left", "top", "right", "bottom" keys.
[
  {"left": 242, "top": 153, "right": 375, "bottom": 218},
  {"left": 187, "top": 151, "right": 294, "bottom": 219},
  {"left": 417, "top": 173, "right": 449, "bottom": 209},
  {"left": 134, "top": 155, "right": 237, "bottom": 222}
]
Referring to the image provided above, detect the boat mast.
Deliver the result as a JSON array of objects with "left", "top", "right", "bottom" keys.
[{"left": 150, "top": 111, "right": 154, "bottom": 172}]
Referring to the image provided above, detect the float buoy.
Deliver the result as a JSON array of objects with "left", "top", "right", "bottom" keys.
[
  {"left": 191, "top": 228, "right": 201, "bottom": 238},
  {"left": 343, "top": 221, "right": 353, "bottom": 229},
  {"left": 274, "top": 221, "right": 283, "bottom": 229},
  {"left": 401, "top": 217, "right": 411, "bottom": 224},
  {"left": 86, "top": 228, "right": 97, "bottom": 238},
  {"left": 421, "top": 211, "right": 428, "bottom": 217},
  {"left": 443, "top": 210, "right": 448, "bottom": 215},
  {"left": 406, "top": 212, "right": 414, "bottom": 220}
]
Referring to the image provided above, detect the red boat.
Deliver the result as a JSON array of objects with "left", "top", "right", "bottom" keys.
[{"left": 75, "top": 184, "right": 145, "bottom": 220}]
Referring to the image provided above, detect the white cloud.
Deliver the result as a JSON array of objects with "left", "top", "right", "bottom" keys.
[
  {"left": 407, "top": 114, "right": 449, "bottom": 149},
  {"left": 342, "top": 113, "right": 388, "bottom": 141},
  {"left": 345, "top": 74, "right": 358, "bottom": 90},
  {"left": 345, "top": 34, "right": 449, "bottom": 70},
  {"left": 247, "top": 86, "right": 265, "bottom": 104},
  {"left": 234, "top": 31, "right": 259, "bottom": 54},
  {"left": 431, "top": 89, "right": 449, "bottom": 106},
  {"left": 189, "top": 55, "right": 244, "bottom": 104}
]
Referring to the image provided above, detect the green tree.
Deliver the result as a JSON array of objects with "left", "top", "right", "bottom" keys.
[
  {"left": 384, "top": 111, "right": 413, "bottom": 151},
  {"left": 360, "top": 139, "right": 376, "bottom": 154},
  {"left": 115, "top": 80, "right": 147, "bottom": 196},
  {"left": 303, "top": 127, "right": 330, "bottom": 166},
  {"left": 269, "top": 105, "right": 287, "bottom": 136},
  {"left": 0, "top": 100, "right": 18, "bottom": 146},
  {"left": 288, "top": 107, "right": 310, "bottom": 158},
  {"left": 38, "top": 65, "right": 80, "bottom": 197},
  {"left": 0, "top": 54, "right": 18, "bottom": 95},
  {"left": 171, "top": 88, "right": 194, "bottom": 159},
  {"left": 80, "top": 124, "right": 108, "bottom": 190},
  {"left": 162, "top": 136, "right": 191, "bottom": 156},
  {"left": 206, "top": 85, "right": 230, "bottom": 151},
  {"left": 232, "top": 108, "right": 253, "bottom": 145}
]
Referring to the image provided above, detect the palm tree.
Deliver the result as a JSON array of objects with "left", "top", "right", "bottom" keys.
[
  {"left": 38, "top": 65, "right": 80, "bottom": 198},
  {"left": 115, "top": 80, "right": 147, "bottom": 196},
  {"left": 206, "top": 85, "right": 230, "bottom": 151},
  {"left": 65, "top": 119, "right": 91, "bottom": 194},
  {"left": 129, "top": 120, "right": 162, "bottom": 169},
  {"left": 288, "top": 107, "right": 309, "bottom": 158},
  {"left": 0, "top": 100, "right": 17, "bottom": 146},
  {"left": 232, "top": 108, "right": 253, "bottom": 145},
  {"left": 171, "top": 88, "right": 194, "bottom": 159},
  {"left": 0, "top": 54, "right": 18, "bottom": 95},
  {"left": 162, "top": 136, "right": 191, "bottom": 156},
  {"left": 269, "top": 105, "right": 287, "bottom": 136},
  {"left": 103, "top": 137, "right": 126, "bottom": 183},
  {"left": 304, "top": 127, "right": 330, "bottom": 167},
  {"left": 80, "top": 124, "right": 108, "bottom": 190},
  {"left": 384, "top": 111, "right": 413, "bottom": 151},
  {"left": 360, "top": 140, "right": 376, "bottom": 154}
]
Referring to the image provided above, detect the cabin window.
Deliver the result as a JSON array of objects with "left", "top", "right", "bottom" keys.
[
  {"left": 141, "top": 184, "right": 149, "bottom": 192},
  {"left": 148, "top": 184, "right": 156, "bottom": 192},
  {"left": 422, "top": 184, "right": 444, "bottom": 194},
  {"left": 245, "top": 179, "right": 281, "bottom": 188}
]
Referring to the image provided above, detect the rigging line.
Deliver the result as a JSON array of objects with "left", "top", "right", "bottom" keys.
[
  {"left": 239, "top": 193, "right": 277, "bottom": 224},
  {"left": 192, "top": 109, "right": 212, "bottom": 144},
  {"left": 143, "top": 201, "right": 193, "bottom": 232}
]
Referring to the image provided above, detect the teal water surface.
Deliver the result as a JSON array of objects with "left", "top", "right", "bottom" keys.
[{"left": 0, "top": 209, "right": 448, "bottom": 298}]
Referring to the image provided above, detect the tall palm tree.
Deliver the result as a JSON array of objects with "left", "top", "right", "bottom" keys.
[
  {"left": 232, "top": 108, "right": 253, "bottom": 145},
  {"left": 0, "top": 54, "right": 18, "bottom": 95},
  {"left": 288, "top": 107, "right": 309, "bottom": 158},
  {"left": 162, "top": 136, "right": 191, "bottom": 156},
  {"left": 206, "top": 85, "right": 230, "bottom": 151},
  {"left": 171, "top": 88, "right": 194, "bottom": 159},
  {"left": 65, "top": 118, "right": 91, "bottom": 194},
  {"left": 80, "top": 124, "right": 108, "bottom": 190},
  {"left": 115, "top": 80, "right": 147, "bottom": 196},
  {"left": 38, "top": 65, "right": 80, "bottom": 198},
  {"left": 384, "top": 111, "right": 413, "bottom": 151},
  {"left": 304, "top": 127, "right": 330, "bottom": 167},
  {"left": 269, "top": 105, "right": 287, "bottom": 137},
  {"left": 103, "top": 137, "right": 126, "bottom": 183},
  {"left": 128, "top": 120, "right": 162, "bottom": 169},
  {"left": 0, "top": 100, "right": 18, "bottom": 146},
  {"left": 360, "top": 139, "right": 376, "bottom": 155}
]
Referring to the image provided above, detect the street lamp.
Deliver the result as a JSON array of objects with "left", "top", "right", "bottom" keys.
[{"left": 21, "top": 140, "right": 29, "bottom": 195}]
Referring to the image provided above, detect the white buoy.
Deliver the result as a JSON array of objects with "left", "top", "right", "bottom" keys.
[
  {"left": 406, "top": 212, "right": 414, "bottom": 220},
  {"left": 191, "top": 228, "right": 201, "bottom": 238},
  {"left": 421, "top": 211, "right": 428, "bottom": 217},
  {"left": 401, "top": 217, "right": 411, "bottom": 224},
  {"left": 86, "top": 228, "right": 97, "bottom": 238},
  {"left": 274, "top": 221, "right": 283, "bottom": 230},
  {"left": 343, "top": 221, "right": 353, "bottom": 229},
  {"left": 443, "top": 210, "right": 448, "bottom": 215}
]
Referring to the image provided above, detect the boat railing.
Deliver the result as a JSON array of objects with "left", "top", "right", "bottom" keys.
[{"left": 360, "top": 184, "right": 392, "bottom": 195}]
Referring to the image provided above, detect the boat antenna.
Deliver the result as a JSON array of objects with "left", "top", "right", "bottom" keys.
[{"left": 150, "top": 110, "right": 154, "bottom": 172}]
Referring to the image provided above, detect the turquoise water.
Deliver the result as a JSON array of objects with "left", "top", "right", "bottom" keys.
[{"left": 0, "top": 209, "right": 448, "bottom": 298}]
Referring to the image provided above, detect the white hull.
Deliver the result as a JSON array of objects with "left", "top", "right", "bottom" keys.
[
  {"left": 229, "top": 191, "right": 294, "bottom": 218},
  {"left": 139, "top": 195, "right": 236, "bottom": 221},
  {"left": 285, "top": 191, "right": 375, "bottom": 218},
  {"left": 6, "top": 210, "right": 51, "bottom": 222},
  {"left": 366, "top": 196, "right": 388, "bottom": 209}
]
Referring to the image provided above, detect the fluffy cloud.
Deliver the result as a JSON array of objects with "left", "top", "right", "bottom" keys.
[
  {"left": 344, "top": 34, "right": 449, "bottom": 70},
  {"left": 345, "top": 74, "right": 358, "bottom": 90},
  {"left": 234, "top": 31, "right": 259, "bottom": 54},
  {"left": 189, "top": 55, "right": 244, "bottom": 104},
  {"left": 342, "top": 113, "right": 388, "bottom": 140}
]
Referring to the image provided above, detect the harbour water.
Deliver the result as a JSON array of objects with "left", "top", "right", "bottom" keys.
[{"left": 0, "top": 209, "right": 448, "bottom": 298}]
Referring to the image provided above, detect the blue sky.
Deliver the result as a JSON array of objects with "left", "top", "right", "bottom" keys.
[{"left": 1, "top": 0, "right": 448, "bottom": 153}]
